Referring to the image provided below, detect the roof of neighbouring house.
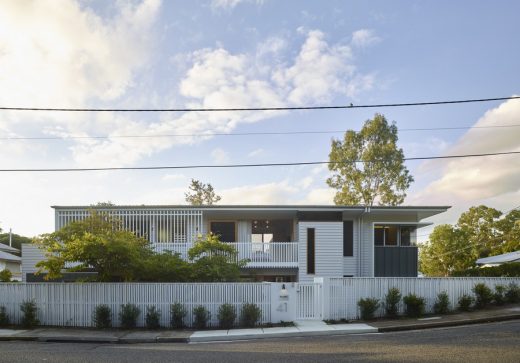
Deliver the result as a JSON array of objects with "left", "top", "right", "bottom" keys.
[
  {"left": 0, "top": 250, "right": 21, "bottom": 262},
  {"left": 476, "top": 251, "right": 520, "bottom": 265},
  {"left": 0, "top": 243, "right": 20, "bottom": 254}
]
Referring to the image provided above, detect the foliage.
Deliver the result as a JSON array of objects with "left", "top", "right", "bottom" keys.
[
  {"left": 458, "top": 294, "right": 474, "bottom": 311},
  {"left": 0, "top": 306, "right": 9, "bottom": 327},
  {"left": 193, "top": 305, "right": 210, "bottom": 329},
  {"left": 505, "top": 283, "right": 520, "bottom": 303},
  {"left": 472, "top": 283, "right": 493, "bottom": 309},
  {"left": 185, "top": 179, "right": 221, "bottom": 206},
  {"left": 493, "top": 285, "right": 507, "bottom": 306},
  {"left": 326, "top": 114, "right": 413, "bottom": 206},
  {"left": 20, "top": 300, "right": 39, "bottom": 328},
  {"left": 34, "top": 210, "right": 152, "bottom": 281},
  {"left": 450, "top": 263, "right": 520, "bottom": 277},
  {"left": 137, "top": 251, "right": 191, "bottom": 282},
  {"left": 93, "top": 304, "right": 112, "bottom": 329},
  {"left": 384, "top": 287, "right": 402, "bottom": 318},
  {"left": 188, "top": 234, "right": 246, "bottom": 282},
  {"left": 357, "top": 298, "right": 379, "bottom": 320},
  {"left": 433, "top": 291, "right": 450, "bottom": 314},
  {"left": 420, "top": 206, "right": 520, "bottom": 277},
  {"left": 0, "top": 232, "right": 31, "bottom": 252},
  {"left": 403, "top": 294, "right": 425, "bottom": 318},
  {"left": 240, "top": 303, "right": 261, "bottom": 328},
  {"left": 170, "top": 303, "right": 187, "bottom": 329},
  {"left": 119, "top": 304, "right": 141, "bottom": 329},
  {"left": 217, "top": 303, "right": 236, "bottom": 329},
  {"left": 145, "top": 306, "right": 161, "bottom": 329},
  {"left": 0, "top": 269, "right": 12, "bottom": 282}
]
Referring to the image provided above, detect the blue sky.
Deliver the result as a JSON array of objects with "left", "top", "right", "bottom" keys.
[{"left": 0, "top": 0, "right": 519, "bottom": 237}]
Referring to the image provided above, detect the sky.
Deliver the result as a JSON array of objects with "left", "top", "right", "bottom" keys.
[{"left": 0, "top": 0, "right": 519, "bottom": 238}]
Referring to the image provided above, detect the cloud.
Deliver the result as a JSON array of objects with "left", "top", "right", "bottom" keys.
[
  {"left": 220, "top": 181, "right": 299, "bottom": 204},
  {"left": 411, "top": 98, "right": 520, "bottom": 204},
  {"left": 211, "top": 148, "right": 230, "bottom": 163},
  {"left": 211, "top": 0, "right": 264, "bottom": 10},
  {"left": 247, "top": 148, "right": 264, "bottom": 157},
  {"left": 351, "top": 29, "right": 381, "bottom": 48}
]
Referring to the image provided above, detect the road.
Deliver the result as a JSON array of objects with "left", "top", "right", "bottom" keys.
[{"left": 1, "top": 320, "right": 519, "bottom": 362}]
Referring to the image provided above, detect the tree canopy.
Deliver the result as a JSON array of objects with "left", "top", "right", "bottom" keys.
[
  {"left": 185, "top": 179, "right": 221, "bottom": 205},
  {"left": 33, "top": 211, "right": 246, "bottom": 282},
  {"left": 420, "top": 205, "right": 520, "bottom": 276},
  {"left": 326, "top": 113, "right": 413, "bottom": 206},
  {"left": 0, "top": 231, "right": 31, "bottom": 251}
]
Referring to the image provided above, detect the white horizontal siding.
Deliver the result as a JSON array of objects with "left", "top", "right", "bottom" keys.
[
  {"left": 298, "top": 222, "right": 343, "bottom": 283},
  {"left": 21, "top": 244, "right": 46, "bottom": 282}
]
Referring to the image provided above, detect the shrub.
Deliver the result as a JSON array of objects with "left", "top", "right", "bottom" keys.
[
  {"left": 403, "top": 294, "right": 425, "bottom": 318},
  {"left": 0, "top": 269, "right": 12, "bottom": 282},
  {"left": 451, "top": 263, "right": 520, "bottom": 277},
  {"left": 217, "top": 303, "right": 236, "bottom": 329},
  {"left": 193, "top": 305, "right": 210, "bottom": 330},
  {"left": 384, "top": 287, "right": 402, "bottom": 318},
  {"left": 493, "top": 285, "right": 507, "bottom": 306},
  {"left": 20, "top": 300, "right": 39, "bottom": 328},
  {"left": 240, "top": 303, "right": 262, "bottom": 328},
  {"left": 119, "top": 304, "right": 141, "bottom": 329},
  {"left": 145, "top": 306, "right": 161, "bottom": 329},
  {"left": 458, "top": 294, "right": 474, "bottom": 311},
  {"left": 170, "top": 303, "right": 187, "bottom": 329},
  {"left": 433, "top": 291, "right": 450, "bottom": 314},
  {"left": 93, "top": 304, "right": 112, "bottom": 329},
  {"left": 472, "top": 283, "right": 493, "bottom": 309},
  {"left": 505, "top": 282, "right": 520, "bottom": 303},
  {"left": 357, "top": 297, "right": 379, "bottom": 320},
  {"left": 0, "top": 306, "right": 9, "bottom": 327}
]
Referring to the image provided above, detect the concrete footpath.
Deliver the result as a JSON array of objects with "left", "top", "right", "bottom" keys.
[{"left": 0, "top": 305, "right": 518, "bottom": 344}]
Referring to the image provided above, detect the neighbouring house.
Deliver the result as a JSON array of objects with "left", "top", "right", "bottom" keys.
[
  {"left": 476, "top": 250, "right": 520, "bottom": 267},
  {"left": 22, "top": 204, "right": 449, "bottom": 282},
  {"left": 0, "top": 243, "right": 21, "bottom": 281}
]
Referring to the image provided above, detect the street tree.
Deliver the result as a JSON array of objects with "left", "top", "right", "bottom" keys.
[
  {"left": 327, "top": 113, "right": 413, "bottom": 206},
  {"left": 185, "top": 179, "right": 221, "bottom": 205}
]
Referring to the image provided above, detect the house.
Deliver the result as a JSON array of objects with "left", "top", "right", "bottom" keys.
[
  {"left": 22, "top": 204, "right": 449, "bottom": 282},
  {"left": 0, "top": 243, "right": 21, "bottom": 281},
  {"left": 476, "top": 250, "right": 520, "bottom": 267}
]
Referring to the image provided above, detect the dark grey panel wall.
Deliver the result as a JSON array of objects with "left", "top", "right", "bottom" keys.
[{"left": 374, "top": 247, "right": 418, "bottom": 277}]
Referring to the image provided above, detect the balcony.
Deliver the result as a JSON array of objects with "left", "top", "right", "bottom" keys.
[{"left": 152, "top": 242, "right": 298, "bottom": 268}]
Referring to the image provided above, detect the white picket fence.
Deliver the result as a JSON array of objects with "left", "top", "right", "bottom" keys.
[
  {"left": 0, "top": 283, "right": 271, "bottom": 328},
  {"left": 0, "top": 278, "right": 519, "bottom": 327},
  {"left": 326, "top": 277, "right": 520, "bottom": 320}
]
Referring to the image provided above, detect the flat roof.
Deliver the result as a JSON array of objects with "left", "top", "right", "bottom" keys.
[{"left": 52, "top": 204, "right": 450, "bottom": 211}]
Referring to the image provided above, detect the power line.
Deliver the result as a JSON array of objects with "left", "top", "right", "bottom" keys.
[
  {"left": 2, "top": 124, "right": 520, "bottom": 141},
  {"left": 1, "top": 150, "right": 518, "bottom": 172},
  {"left": 1, "top": 96, "right": 519, "bottom": 113}
]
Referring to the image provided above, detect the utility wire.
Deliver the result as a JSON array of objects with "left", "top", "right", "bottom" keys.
[
  {"left": 1, "top": 151, "right": 518, "bottom": 172},
  {"left": 1, "top": 96, "right": 519, "bottom": 112},
  {"left": 2, "top": 124, "right": 519, "bottom": 141}
]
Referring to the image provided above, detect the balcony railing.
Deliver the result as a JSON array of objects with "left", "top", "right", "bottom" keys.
[{"left": 151, "top": 242, "right": 298, "bottom": 268}]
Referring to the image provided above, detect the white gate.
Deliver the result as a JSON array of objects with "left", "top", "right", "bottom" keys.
[{"left": 296, "top": 283, "right": 322, "bottom": 320}]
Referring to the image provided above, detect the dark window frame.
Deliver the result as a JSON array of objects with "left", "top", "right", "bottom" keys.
[
  {"left": 343, "top": 220, "right": 354, "bottom": 257},
  {"left": 374, "top": 224, "right": 417, "bottom": 247},
  {"left": 210, "top": 221, "right": 236, "bottom": 242}
]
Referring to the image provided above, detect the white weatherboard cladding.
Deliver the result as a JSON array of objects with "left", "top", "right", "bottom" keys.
[
  {"left": 21, "top": 244, "right": 46, "bottom": 282},
  {"left": 298, "top": 222, "right": 343, "bottom": 283},
  {"left": 343, "top": 219, "right": 359, "bottom": 277}
]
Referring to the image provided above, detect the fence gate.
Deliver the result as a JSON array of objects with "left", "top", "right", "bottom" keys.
[{"left": 296, "top": 283, "right": 322, "bottom": 320}]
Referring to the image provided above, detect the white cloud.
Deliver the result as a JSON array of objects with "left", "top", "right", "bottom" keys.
[
  {"left": 351, "top": 29, "right": 380, "bottom": 48},
  {"left": 211, "top": 0, "right": 264, "bottom": 10},
  {"left": 211, "top": 148, "right": 230, "bottom": 163},
  {"left": 411, "top": 98, "right": 520, "bottom": 204},
  {"left": 247, "top": 148, "right": 264, "bottom": 157},
  {"left": 220, "top": 181, "right": 299, "bottom": 204},
  {"left": 161, "top": 173, "right": 187, "bottom": 182},
  {"left": 302, "top": 188, "right": 335, "bottom": 204}
]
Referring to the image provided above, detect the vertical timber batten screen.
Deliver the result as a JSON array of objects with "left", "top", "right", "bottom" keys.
[
  {"left": 0, "top": 283, "right": 271, "bottom": 328},
  {"left": 55, "top": 208, "right": 203, "bottom": 245},
  {"left": 326, "top": 277, "right": 520, "bottom": 320}
]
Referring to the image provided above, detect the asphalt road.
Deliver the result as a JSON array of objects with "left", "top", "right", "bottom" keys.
[{"left": 1, "top": 320, "right": 519, "bottom": 363}]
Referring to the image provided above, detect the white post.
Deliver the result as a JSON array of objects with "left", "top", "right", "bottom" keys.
[
  {"left": 9, "top": 228, "right": 12, "bottom": 247},
  {"left": 270, "top": 282, "right": 297, "bottom": 323}
]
